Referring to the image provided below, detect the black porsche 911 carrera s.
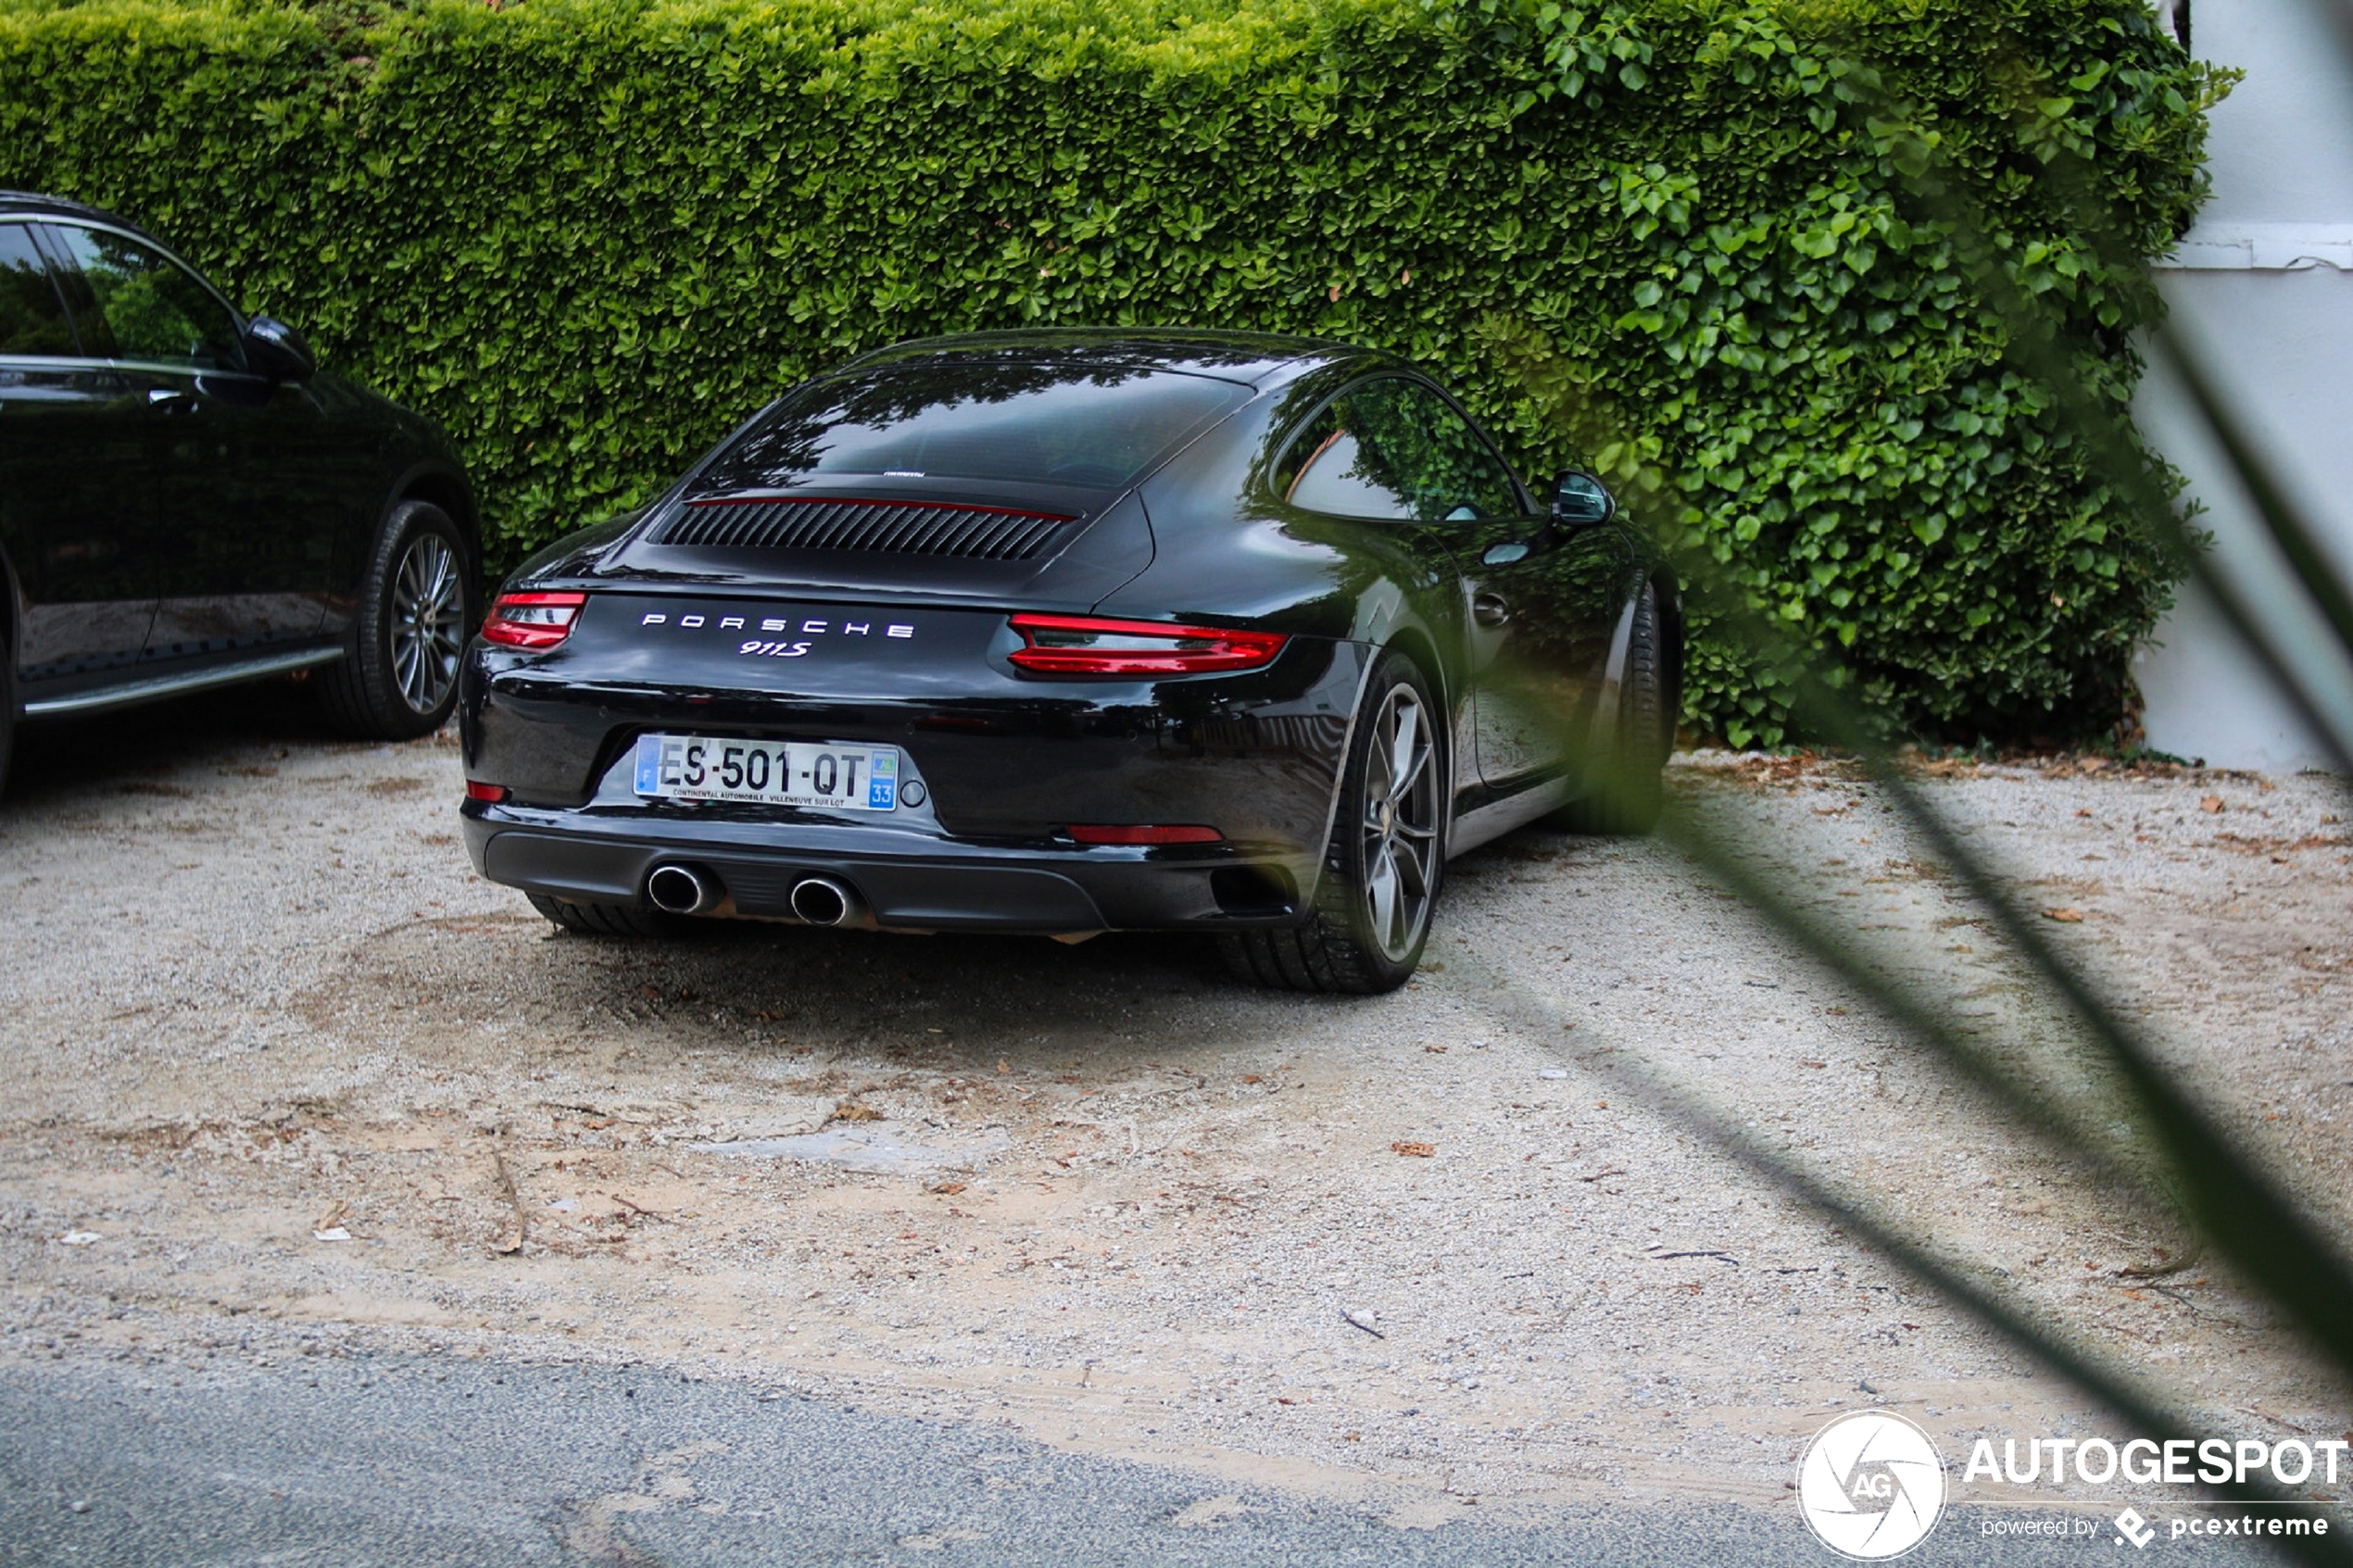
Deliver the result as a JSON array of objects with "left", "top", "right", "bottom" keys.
[{"left": 459, "top": 331, "right": 1680, "bottom": 993}]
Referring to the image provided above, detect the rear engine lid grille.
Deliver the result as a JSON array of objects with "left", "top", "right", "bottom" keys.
[{"left": 654, "top": 497, "right": 1075, "bottom": 560}]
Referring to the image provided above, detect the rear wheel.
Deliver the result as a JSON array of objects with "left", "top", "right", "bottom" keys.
[
  {"left": 1219, "top": 650, "right": 1443, "bottom": 994},
  {"left": 321, "top": 500, "right": 475, "bottom": 740},
  {"left": 526, "top": 893, "right": 686, "bottom": 939},
  {"left": 1549, "top": 583, "right": 1672, "bottom": 835}
]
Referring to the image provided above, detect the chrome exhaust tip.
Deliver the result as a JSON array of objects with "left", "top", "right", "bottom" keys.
[
  {"left": 788, "top": 875, "right": 861, "bottom": 927},
  {"left": 646, "top": 863, "right": 718, "bottom": 916}
]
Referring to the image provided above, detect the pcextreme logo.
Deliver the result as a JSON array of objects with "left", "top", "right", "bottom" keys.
[{"left": 1798, "top": 1411, "right": 1949, "bottom": 1560}]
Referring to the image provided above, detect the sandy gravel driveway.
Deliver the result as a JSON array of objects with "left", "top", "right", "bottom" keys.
[{"left": 2, "top": 685, "right": 2347, "bottom": 1534}]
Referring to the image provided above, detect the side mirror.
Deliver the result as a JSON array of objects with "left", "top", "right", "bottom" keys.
[
  {"left": 243, "top": 316, "right": 316, "bottom": 383},
  {"left": 1551, "top": 470, "right": 1615, "bottom": 529}
]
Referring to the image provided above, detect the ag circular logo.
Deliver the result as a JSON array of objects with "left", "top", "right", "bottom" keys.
[{"left": 1797, "top": 1410, "right": 1946, "bottom": 1559}]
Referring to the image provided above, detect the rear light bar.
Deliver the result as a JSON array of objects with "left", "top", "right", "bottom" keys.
[
  {"left": 483, "top": 591, "right": 587, "bottom": 650},
  {"left": 1067, "top": 823, "right": 1224, "bottom": 845},
  {"left": 1007, "top": 613, "right": 1285, "bottom": 677},
  {"left": 465, "top": 780, "right": 509, "bottom": 803}
]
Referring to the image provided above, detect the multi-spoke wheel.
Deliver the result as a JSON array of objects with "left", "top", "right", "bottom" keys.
[
  {"left": 1356, "top": 679, "right": 1441, "bottom": 963},
  {"left": 1219, "top": 649, "right": 1445, "bottom": 994},
  {"left": 321, "top": 499, "right": 478, "bottom": 740},
  {"left": 389, "top": 531, "right": 465, "bottom": 718}
]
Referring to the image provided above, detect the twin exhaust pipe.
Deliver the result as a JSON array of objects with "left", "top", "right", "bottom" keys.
[{"left": 645, "top": 863, "right": 862, "bottom": 927}]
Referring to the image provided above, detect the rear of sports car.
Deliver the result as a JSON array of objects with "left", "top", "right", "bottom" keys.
[{"left": 458, "top": 345, "right": 1361, "bottom": 937}]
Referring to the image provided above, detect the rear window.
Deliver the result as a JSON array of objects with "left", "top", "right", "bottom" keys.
[{"left": 698, "top": 363, "right": 1249, "bottom": 493}]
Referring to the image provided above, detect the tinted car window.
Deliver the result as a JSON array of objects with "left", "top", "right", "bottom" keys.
[
  {"left": 44, "top": 223, "right": 245, "bottom": 371},
  {"left": 1276, "top": 378, "right": 1521, "bottom": 522},
  {"left": 701, "top": 362, "right": 1249, "bottom": 493},
  {"left": 0, "top": 224, "right": 75, "bottom": 357}
]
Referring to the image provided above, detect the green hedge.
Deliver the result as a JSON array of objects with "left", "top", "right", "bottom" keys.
[{"left": 0, "top": 0, "right": 2222, "bottom": 745}]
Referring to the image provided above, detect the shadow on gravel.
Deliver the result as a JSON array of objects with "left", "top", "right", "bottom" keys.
[
  {"left": 3, "top": 676, "right": 371, "bottom": 807},
  {"left": 312, "top": 906, "right": 1257, "bottom": 1084}
]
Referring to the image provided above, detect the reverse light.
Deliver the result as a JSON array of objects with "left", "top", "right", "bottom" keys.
[
  {"left": 1006, "top": 613, "right": 1285, "bottom": 677},
  {"left": 465, "top": 780, "right": 509, "bottom": 803},
  {"left": 483, "top": 591, "right": 587, "bottom": 650},
  {"left": 1067, "top": 824, "right": 1224, "bottom": 846}
]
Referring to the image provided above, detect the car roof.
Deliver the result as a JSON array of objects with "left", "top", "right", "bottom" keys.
[
  {"left": 0, "top": 189, "right": 148, "bottom": 233},
  {"left": 838, "top": 328, "right": 1400, "bottom": 389}
]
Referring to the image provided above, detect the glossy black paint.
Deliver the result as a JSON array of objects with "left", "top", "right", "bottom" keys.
[
  {"left": 0, "top": 190, "right": 476, "bottom": 716},
  {"left": 460, "top": 330, "right": 1677, "bottom": 936}
]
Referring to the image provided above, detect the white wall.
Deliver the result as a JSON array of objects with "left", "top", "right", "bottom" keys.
[{"left": 2132, "top": 0, "right": 2353, "bottom": 771}]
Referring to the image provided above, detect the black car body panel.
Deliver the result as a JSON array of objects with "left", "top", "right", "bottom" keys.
[
  {"left": 460, "top": 330, "right": 1676, "bottom": 938},
  {"left": 0, "top": 190, "right": 476, "bottom": 721}
]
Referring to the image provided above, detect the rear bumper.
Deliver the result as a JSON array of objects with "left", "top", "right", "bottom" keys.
[
  {"left": 461, "top": 805, "right": 1310, "bottom": 934},
  {"left": 458, "top": 592, "right": 1374, "bottom": 933}
]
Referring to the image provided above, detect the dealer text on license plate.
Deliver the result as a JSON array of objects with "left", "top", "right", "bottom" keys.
[{"left": 634, "top": 734, "right": 899, "bottom": 810}]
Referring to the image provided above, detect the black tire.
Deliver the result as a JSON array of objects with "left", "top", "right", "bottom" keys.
[
  {"left": 320, "top": 499, "right": 476, "bottom": 740},
  {"left": 526, "top": 893, "right": 686, "bottom": 939},
  {"left": 1550, "top": 582, "right": 1673, "bottom": 835},
  {"left": 1219, "top": 649, "right": 1444, "bottom": 995},
  {"left": 0, "top": 645, "right": 14, "bottom": 799}
]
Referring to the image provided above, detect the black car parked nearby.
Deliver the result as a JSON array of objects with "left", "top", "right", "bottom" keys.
[
  {"left": 0, "top": 191, "right": 480, "bottom": 788},
  {"left": 460, "top": 331, "right": 1680, "bottom": 993}
]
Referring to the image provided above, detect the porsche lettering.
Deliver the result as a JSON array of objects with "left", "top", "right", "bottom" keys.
[{"left": 639, "top": 610, "right": 914, "bottom": 643}]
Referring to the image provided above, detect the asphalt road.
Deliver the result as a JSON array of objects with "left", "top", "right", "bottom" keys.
[{"left": 0, "top": 1351, "right": 2275, "bottom": 1567}]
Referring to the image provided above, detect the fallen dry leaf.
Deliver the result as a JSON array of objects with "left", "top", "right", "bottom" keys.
[
  {"left": 1390, "top": 1140, "right": 1435, "bottom": 1158},
  {"left": 1241, "top": 1073, "right": 1263, "bottom": 1084},
  {"left": 314, "top": 1199, "right": 348, "bottom": 1231},
  {"left": 832, "top": 1103, "right": 883, "bottom": 1123},
  {"left": 928, "top": 1181, "right": 967, "bottom": 1196},
  {"left": 2201, "top": 796, "right": 2225, "bottom": 813},
  {"left": 1423, "top": 1045, "right": 1447, "bottom": 1054},
  {"left": 2043, "top": 908, "right": 2086, "bottom": 923}
]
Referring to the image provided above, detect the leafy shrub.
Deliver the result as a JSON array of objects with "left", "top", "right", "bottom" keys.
[{"left": 0, "top": 0, "right": 2222, "bottom": 744}]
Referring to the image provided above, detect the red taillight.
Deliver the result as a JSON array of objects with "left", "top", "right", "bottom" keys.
[
  {"left": 1006, "top": 613, "right": 1285, "bottom": 677},
  {"left": 465, "top": 780, "right": 509, "bottom": 803},
  {"left": 482, "top": 591, "right": 587, "bottom": 650},
  {"left": 1067, "top": 823, "right": 1224, "bottom": 845}
]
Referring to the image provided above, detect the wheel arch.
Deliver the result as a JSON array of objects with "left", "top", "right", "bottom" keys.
[
  {"left": 386, "top": 461, "right": 483, "bottom": 591},
  {"left": 1379, "top": 622, "right": 1452, "bottom": 715}
]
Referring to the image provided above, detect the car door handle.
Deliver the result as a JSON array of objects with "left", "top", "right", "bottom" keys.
[
  {"left": 1473, "top": 592, "right": 1510, "bottom": 628},
  {"left": 146, "top": 387, "right": 199, "bottom": 413}
]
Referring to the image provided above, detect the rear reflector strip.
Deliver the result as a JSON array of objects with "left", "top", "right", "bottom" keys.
[
  {"left": 465, "top": 781, "right": 509, "bottom": 803},
  {"left": 482, "top": 591, "right": 586, "bottom": 650},
  {"left": 1067, "top": 824, "right": 1224, "bottom": 845},
  {"left": 1007, "top": 613, "right": 1286, "bottom": 677}
]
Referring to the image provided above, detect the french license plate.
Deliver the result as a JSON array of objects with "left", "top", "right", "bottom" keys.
[{"left": 634, "top": 734, "right": 899, "bottom": 810}]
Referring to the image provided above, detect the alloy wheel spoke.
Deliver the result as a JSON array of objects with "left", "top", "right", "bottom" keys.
[
  {"left": 1367, "top": 850, "right": 1398, "bottom": 945},
  {"left": 1394, "top": 838, "right": 1430, "bottom": 899},
  {"left": 1387, "top": 699, "right": 1419, "bottom": 798}
]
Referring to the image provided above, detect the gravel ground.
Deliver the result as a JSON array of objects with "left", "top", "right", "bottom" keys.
[{"left": 1, "top": 684, "right": 2347, "bottom": 1546}]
